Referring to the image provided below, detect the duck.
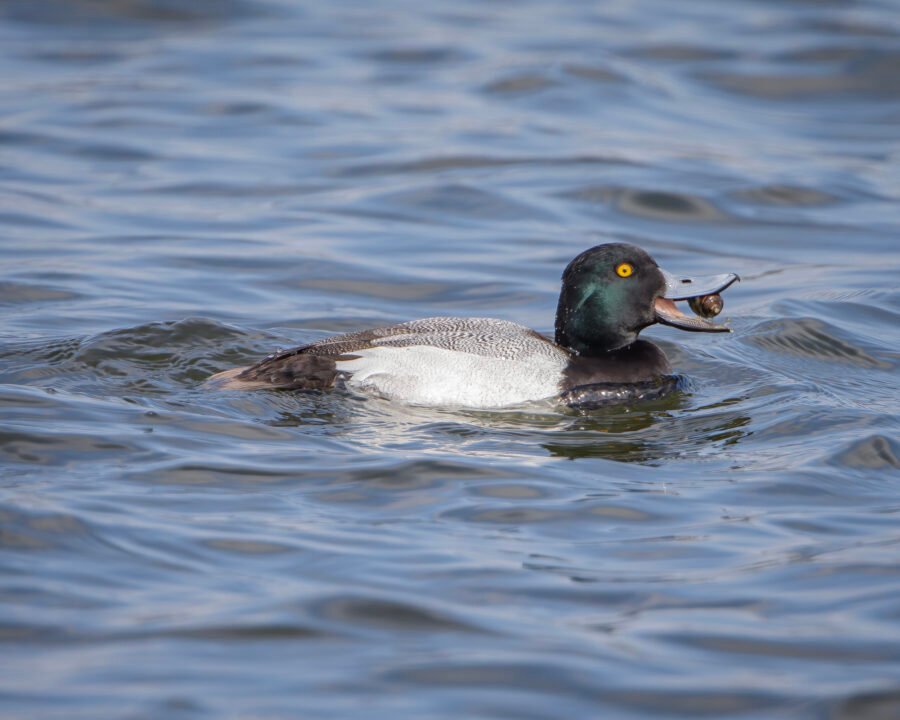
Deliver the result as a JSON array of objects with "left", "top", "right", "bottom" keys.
[{"left": 210, "top": 243, "right": 738, "bottom": 408}]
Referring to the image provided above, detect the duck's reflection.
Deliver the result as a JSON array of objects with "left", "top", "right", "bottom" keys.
[
  {"left": 246, "top": 379, "right": 753, "bottom": 466},
  {"left": 543, "top": 391, "right": 752, "bottom": 463}
]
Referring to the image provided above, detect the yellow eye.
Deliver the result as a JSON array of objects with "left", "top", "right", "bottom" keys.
[{"left": 616, "top": 262, "right": 634, "bottom": 278}]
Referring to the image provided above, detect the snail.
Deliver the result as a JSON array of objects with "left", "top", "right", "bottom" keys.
[{"left": 688, "top": 293, "right": 724, "bottom": 319}]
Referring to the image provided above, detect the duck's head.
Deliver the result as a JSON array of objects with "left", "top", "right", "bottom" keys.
[{"left": 554, "top": 243, "right": 739, "bottom": 356}]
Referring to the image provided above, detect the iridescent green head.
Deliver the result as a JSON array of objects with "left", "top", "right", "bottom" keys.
[
  {"left": 555, "top": 243, "right": 664, "bottom": 355},
  {"left": 554, "top": 243, "right": 738, "bottom": 355}
]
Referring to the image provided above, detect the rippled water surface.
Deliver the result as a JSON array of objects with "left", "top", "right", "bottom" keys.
[{"left": 2, "top": 1, "right": 900, "bottom": 718}]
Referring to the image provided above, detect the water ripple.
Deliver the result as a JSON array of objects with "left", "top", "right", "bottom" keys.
[{"left": 2, "top": 1, "right": 899, "bottom": 718}]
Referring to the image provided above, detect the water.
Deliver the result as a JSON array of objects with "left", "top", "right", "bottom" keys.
[{"left": 2, "top": 1, "right": 899, "bottom": 718}]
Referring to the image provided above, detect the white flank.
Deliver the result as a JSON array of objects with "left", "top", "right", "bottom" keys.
[{"left": 339, "top": 345, "right": 566, "bottom": 408}]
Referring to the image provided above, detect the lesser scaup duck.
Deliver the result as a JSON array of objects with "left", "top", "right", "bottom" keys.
[{"left": 211, "top": 243, "right": 738, "bottom": 408}]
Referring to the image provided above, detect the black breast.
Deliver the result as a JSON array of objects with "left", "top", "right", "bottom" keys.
[
  {"left": 562, "top": 340, "right": 670, "bottom": 387},
  {"left": 559, "top": 340, "right": 675, "bottom": 407}
]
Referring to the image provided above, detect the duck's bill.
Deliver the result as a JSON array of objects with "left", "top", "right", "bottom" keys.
[
  {"left": 661, "top": 270, "right": 739, "bottom": 300},
  {"left": 654, "top": 297, "right": 729, "bottom": 332},
  {"left": 655, "top": 269, "right": 740, "bottom": 333}
]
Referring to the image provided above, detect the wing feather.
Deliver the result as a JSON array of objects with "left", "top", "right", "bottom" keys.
[
  {"left": 314, "top": 317, "right": 566, "bottom": 362},
  {"left": 212, "top": 316, "right": 568, "bottom": 391}
]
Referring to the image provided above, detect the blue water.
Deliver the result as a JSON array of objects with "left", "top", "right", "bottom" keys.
[{"left": 2, "top": 1, "right": 899, "bottom": 718}]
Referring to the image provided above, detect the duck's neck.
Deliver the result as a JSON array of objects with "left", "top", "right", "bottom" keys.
[{"left": 562, "top": 340, "right": 672, "bottom": 386}]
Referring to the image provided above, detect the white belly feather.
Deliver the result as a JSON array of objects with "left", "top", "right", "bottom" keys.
[{"left": 339, "top": 345, "right": 566, "bottom": 408}]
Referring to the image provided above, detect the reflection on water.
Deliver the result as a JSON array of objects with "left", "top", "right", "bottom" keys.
[{"left": 2, "top": 0, "right": 900, "bottom": 718}]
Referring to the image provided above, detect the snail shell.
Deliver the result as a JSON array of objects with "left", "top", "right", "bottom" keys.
[{"left": 688, "top": 293, "right": 724, "bottom": 319}]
